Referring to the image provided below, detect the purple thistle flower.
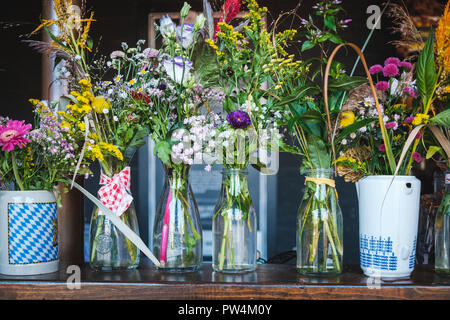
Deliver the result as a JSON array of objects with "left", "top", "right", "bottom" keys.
[
  {"left": 412, "top": 152, "right": 422, "bottom": 163},
  {"left": 383, "top": 64, "right": 399, "bottom": 77},
  {"left": 369, "top": 64, "right": 383, "bottom": 75},
  {"left": 375, "top": 81, "right": 389, "bottom": 91},
  {"left": 226, "top": 110, "right": 252, "bottom": 129},
  {"left": 384, "top": 57, "right": 401, "bottom": 66},
  {"left": 404, "top": 116, "right": 414, "bottom": 124},
  {"left": 399, "top": 61, "right": 413, "bottom": 70},
  {"left": 403, "top": 87, "right": 415, "bottom": 97}
]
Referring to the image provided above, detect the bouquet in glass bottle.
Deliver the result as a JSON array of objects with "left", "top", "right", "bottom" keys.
[
  {"left": 204, "top": 0, "right": 310, "bottom": 272},
  {"left": 28, "top": 1, "right": 149, "bottom": 270},
  {"left": 277, "top": 1, "right": 374, "bottom": 274},
  {"left": 128, "top": 2, "right": 225, "bottom": 272}
]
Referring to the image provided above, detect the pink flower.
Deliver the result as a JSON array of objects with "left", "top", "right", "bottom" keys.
[
  {"left": 369, "top": 64, "right": 383, "bottom": 75},
  {"left": 383, "top": 64, "right": 399, "bottom": 77},
  {"left": 378, "top": 144, "right": 386, "bottom": 152},
  {"left": 385, "top": 121, "right": 398, "bottom": 130},
  {"left": 403, "top": 87, "right": 415, "bottom": 97},
  {"left": 415, "top": 131, "right": 422, "bottom": 139},
  {"left": 412, "top": 152, "right": 422, "bottom": 163},
  {"left": 0, "top": 120, "right": 32, "bottom": 152},
  {"left": 399, "top": 61, "right": 413, "bottom": 70},
  {"left": 384, "top": 57, "right": 401, "bottom": 66},
  {"left": 404, "top": 116, "right": 414, "bottom": 124},
  {"left": 375, "top": 81, "right": 389, "bottom": 91}
]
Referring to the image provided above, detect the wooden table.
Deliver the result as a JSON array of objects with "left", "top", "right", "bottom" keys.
[{"left": 0, "top": 261, "right": 449, "bottom": 300}]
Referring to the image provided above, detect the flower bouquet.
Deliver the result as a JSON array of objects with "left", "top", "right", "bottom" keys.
[
  {"left": 0, "top": 103, "right": 82, "bottom": 274},
  {"left": 204, "top": 0, "right": 310, "bottom": 272},
  {"left": 275, "top": 0, "right": 369, "bottom": 275},
  {"left": 128, "top": 2, "right": 225, "bottom": 272},
  {"left": 28, "top": 1, "right": 153, "bottom": 270}
]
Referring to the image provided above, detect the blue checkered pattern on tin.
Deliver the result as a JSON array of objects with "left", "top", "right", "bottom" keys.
[
  {"left": 8, "top": 202, "right": 58, "bottom": 264},
  {"left": 409, "top": 237, "right": 417, "bottom": 269},
  {"left": 360, "top": 234, "right": 397, "bottom": 271}
]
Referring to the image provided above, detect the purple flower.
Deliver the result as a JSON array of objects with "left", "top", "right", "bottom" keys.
[
  {"left": 143, "top": 48, "right": 159, "bottom": 58},
  {"left": 404, "top": 116, "right": 414, "bottom": 124},
  {"left": 375, "top": 81, "right": 389, "bottom": 91},
  {"left": 383, "top": 64, "right": 399, "bottom": 77},
  {"left": 369, "top": 64, "right": 383, "bottom": 75},
  {"left": 384, "top": 57, "right": 401, "bottom": 66},
  {"left": 399, "top": 61, "right": 413, "bottom": 70},
  {"left": 403, "top": 87, "right": 415, "bottom": 97},
  {"left": 412, "top": 152, "right": 422, "bottom": 163},
  {"left": 378, "top": 144, "right": 386, "bottom": 152},
  {"left": 385, "top": 121, "right": 398, "bottom": 130},
  {"left": 226, "top": 110, "right": 252, "bottom": 129}
]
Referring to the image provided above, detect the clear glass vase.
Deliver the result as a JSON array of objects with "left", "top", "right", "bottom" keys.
[
  {"left": 153, "top": 163, "right": 202, "bottom": 272},
  {"left": 297, "top": 168, "right": 343, "bottom": 275},
  {"left": 435, "top": 170, "right": 450, "bottom": 274},
  {"left": 212, "top": 168, "right": 257, "bottom": 273},
  {"left": 89, "top": 201, "right": 140, "bottom": 271}
]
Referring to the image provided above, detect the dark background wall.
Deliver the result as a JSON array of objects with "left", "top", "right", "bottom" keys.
[{"left": 0, "top": 0, "right": 445, "bottom": 264}]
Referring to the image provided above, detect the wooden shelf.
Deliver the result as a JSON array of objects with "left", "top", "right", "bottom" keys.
[{"left": 0, "top": 261, "right": 449, "bottom": 300}]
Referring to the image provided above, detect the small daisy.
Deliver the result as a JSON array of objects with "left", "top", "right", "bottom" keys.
[{"left": 114, "top": 75, "right": 122, "bottom": 82}]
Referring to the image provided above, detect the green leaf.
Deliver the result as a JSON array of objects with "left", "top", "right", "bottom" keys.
[
  {"left": 274, "top": 83, "right": 320, "bottom": 107},
  {"left": 154, "top": 140, "right": 171, "bottom": 164},
  {"left": 328, "top": 75, "right": 367, "bottom": 92},
  {"left": 301, "top": 40, "right": 315, "bottom": 52},
  {"left": 192, "top": 41, "right": 220, "bottom": 87},
  {"left": 335, "top": 118, "right": 377, "bottom": 143},
  {"left": 416, "top": 29, "right": 437, "bottom": 107},
  {"left": 430, "top": 109, "right": 450, "bottom": 127},
  {"left": 306, "top": 134, "right": 331, "bottom": 169},
  {"left": 426, "top": 146, "right": 442, "bottom": 159},
  {"left": 329, "top": 34, "right": 344, "bottom": 44},
  {"left": 43, "top": 25, "right": 70, "bottom": 51},
  {"left": 324, "top": 16, "right": 336, "bottom": 31}
]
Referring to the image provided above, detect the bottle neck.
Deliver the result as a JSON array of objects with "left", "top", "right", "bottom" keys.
[
  {"left": 305, "top": 168, "right": 334, "bottom": 179},
  {"left": 221, "top": 168, "right": 249, "bottom": 197}
]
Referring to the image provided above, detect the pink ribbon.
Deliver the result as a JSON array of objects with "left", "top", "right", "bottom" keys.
[{"left": 97, "top": 166, "right": 133, "bottom": 217}]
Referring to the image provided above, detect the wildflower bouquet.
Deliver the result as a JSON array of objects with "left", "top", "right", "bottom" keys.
[
  {"left": 335, "top": 56, "right": 419, "bottom": 181},
  {"left": 124, "top": 3, "right": 224, "bottom": 270},
  {"left": 0, "top": 110, "right": 78, "bottom": 197},
  {"left": 29, "top": 1, "right": 157, "bottom": 270}
]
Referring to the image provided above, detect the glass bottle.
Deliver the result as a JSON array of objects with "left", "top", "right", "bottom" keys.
[
  {"left": 89, "top": 201, "right": 140, "bottom": 271},
  {"left": 435, "top": 169, "right": 450, "bottom": 274},
  {"left": 297, "top": 168, "right": 343, "bottom": 274},
  {"left": 153, "top": 163, "right": 202, "bottom": 272},
  {"left": 212, "top": 168, "right": 257, "bottom": 273}
]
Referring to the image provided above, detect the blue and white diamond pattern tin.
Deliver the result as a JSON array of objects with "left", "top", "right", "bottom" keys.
[{"left": 0, "top": 191, "right": 59, "bottom": 275}]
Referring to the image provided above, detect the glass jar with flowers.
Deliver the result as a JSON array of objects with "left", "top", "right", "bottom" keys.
[
  {"left": 128, "top": 3, "right": 225, "bottom": 272},
  {"left": 204, "top": 0, "right": 305, "bottom": 273}
]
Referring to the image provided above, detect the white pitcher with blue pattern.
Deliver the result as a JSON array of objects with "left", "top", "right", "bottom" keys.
[
  {"left": 0, "top": 190, "right": 59, "bottom": 275},
  {"left": 356, "top": 176, "right": 420, "bottom": 279}
]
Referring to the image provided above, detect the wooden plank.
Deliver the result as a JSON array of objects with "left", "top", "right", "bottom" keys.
[{"left": 0, "top": 263, "right": 449, "bottom": 300}]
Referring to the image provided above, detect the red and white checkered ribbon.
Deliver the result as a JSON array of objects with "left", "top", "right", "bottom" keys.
[{"left": 97, "top": 166, "right": 133, "bottom": 217}]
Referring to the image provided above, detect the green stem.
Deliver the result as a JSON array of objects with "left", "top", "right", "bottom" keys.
[
  {"left": 219, "top": 215, "right": 230, "bottom": 270},
  {"left": 324, "top": 218, "right": 341, "bottom": 272},
  {"left": 11, "top": 152, "right": 24, "bottom": 191}
]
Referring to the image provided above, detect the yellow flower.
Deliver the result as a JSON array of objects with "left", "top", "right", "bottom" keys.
[
  {"left": 79, "top": 79, "right": 92, "bottom": 88},
  {"left": 128, "top": 79, "right": 136, "bottom": 86},
  {"left": 99, "top": 142, "right": 123, "bottom": 161},
  {"left": 78, "top": 122, "right": 86, "bottom": 132},
  {"left": 412, "top": 113, "right": 429, "bottom": 126},
  {"left": 340, "top": 111, "right": 355, "bottom": 128},
  {"left": 92, "top": 96, "right": 111, "bottom": 113}
]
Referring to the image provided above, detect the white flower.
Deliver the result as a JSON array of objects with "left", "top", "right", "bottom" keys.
[
  {"left": 180, "top": 2, "right": 191, "bottom": 18},
  {"left": 194, "top": 13, "right": 206, "bottom": 31},
  {"left": 204, "top": 164, "right": 212, "bottom": 172},
  {"left": 110, "top": 51, "right": 125, "bottom": 59},
  {"left": 163, "top": 56, "right": 193, "bottom": 84},
  {"left": 103, "top": 108, "right": 109, "bottom": 114},
  {"left": 350, "top": 132, "right": 357, "bottom": 139},
  {"left": 159, "top": 15, "right": 176, "bottom": 39},
  {"left": 176, "top": 23, "right": 194, "bottom": 49},
  {"left": 113, "top": 116, "right": 119, "bottom": 122},
  {"left": 341, "top": 139, "right": 347, "bottom": 145}
]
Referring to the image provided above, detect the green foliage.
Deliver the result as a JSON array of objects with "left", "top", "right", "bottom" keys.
[{"left": 416, "top": 30, "right": 438, "bottom": 108}]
